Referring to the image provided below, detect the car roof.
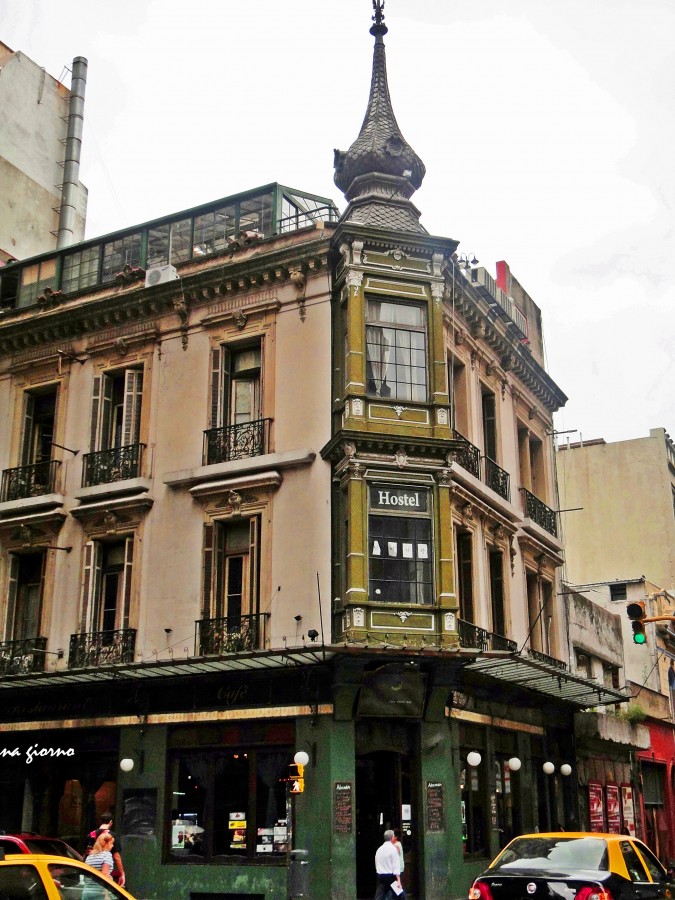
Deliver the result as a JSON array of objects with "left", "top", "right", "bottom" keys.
[{"left": 511, "top": 832, "right": 635, "bottom": 841}]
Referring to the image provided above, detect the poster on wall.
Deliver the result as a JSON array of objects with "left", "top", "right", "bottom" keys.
[
  {"left": 605, "top": 783, "right": 621, "bottom": 833},
  {"left": 588, "top": 781, "right": 605, "bottom": 832},
  {"left": 621, "top": 783, "right": 637, "bottom": 837}
]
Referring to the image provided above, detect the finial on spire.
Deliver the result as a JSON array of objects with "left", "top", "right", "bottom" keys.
[{"left": 370, "top": 0, "right": 388, "bottom": 37}]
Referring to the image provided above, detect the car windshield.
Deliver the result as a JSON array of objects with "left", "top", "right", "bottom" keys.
[{"left": 493, "top": 837, "right": 609, "bottom": 872}]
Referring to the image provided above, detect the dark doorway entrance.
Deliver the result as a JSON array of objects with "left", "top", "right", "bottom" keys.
[{"left": 355, "top": 744, "right": 417, "bottom": 900}]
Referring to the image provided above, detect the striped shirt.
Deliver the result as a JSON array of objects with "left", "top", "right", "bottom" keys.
[{"left": 86, "top": 850, "right": 114, "bottom": 873}]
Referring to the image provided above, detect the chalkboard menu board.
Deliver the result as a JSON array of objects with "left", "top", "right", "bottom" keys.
[
  {"left": 334, "top": 782, "right": 353, "bottom": 834},
  {"left": 426, "top": 781, "right": 444, "bottom": 832}
]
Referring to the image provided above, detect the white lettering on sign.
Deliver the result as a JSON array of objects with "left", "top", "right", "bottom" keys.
[{"left": 377, "top": 490, "right": 421, "bottom": 508}]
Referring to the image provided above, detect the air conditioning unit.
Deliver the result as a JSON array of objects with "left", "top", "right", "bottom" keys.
[{"left": 144, "top": 264, "right": 178, "bottom": 288}]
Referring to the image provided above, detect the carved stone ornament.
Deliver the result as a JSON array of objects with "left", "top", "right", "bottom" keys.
[
  {"left": 436, "top": 408, "right": 448, "bottom": 425},
  {"left": 351, "top": 241, "right": 364, "bottom": 265},
  {"left": 344, "top": 400, "right": 350, "bottom": 419},
  {"left": 347, "top": 270, "right": 364, "bottom": 295},
  {"left": 386, "top": 247, "right": 409, "bottom": 270},
  {"left": 343, "top": 440, "right": 357, "bottom": 459},
  {"left": 352, "top": 607, "right": 365, "bottom": 627},
  {"left": 394, "top": 405, "right": 407, "bottom": 418},
  {"left": 115, "top": 337, "right": 129, "bottom": 356},
  {"left": 472, "top": 320, "right": 486, "bottom": 340},
  {"left": 444, "top": 611, "right": 457, "bottom": 632},
  {"left": 396, "top": 610, "right": 412, "bottom": 623},
  {"left": 461, "top": 501, "right": 474, "bottom": 522},
  {"left": 345, "top": 609, "right": 352, "bottom": 629},
  {"left": 233, "top": 309, "right": 248, "bottom": 330},
  {"left": 437, "top": 468, "right": 452, "bottom": 487},
  {"left": 510, "top": 540, "right": 517, "bottom": 575},
  {"left": 227, "top": 491, "right": 243, "bottom": 515},
  {"left": 492, "top": 523, "right": 505, "bottom": 542},
  {"left": 431, "top": 282, "right": 444, "bottom": 307},
  {"left": 455, "top": 328, "right": 466, "bottom": 346},
  {"left": 394, "top": 447, "right": 408, "bottom": 469},
  {"left": 352, "top": 398, "right": 364, "bottom": 417},
  {"left": 104, "top": 510, "right": 118, "bottom": 534}
]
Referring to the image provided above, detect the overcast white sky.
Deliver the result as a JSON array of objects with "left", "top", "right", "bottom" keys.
[{"left": 1, "top": 0, "right": 673, "bottom": 445}]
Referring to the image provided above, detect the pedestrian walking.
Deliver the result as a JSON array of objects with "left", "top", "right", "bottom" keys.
[
  {"left": 374, "top": 829, "right": 402, "bottom": 900},
  {"left": 85, "top": 811, "right": 126, "bottom": 886},
  {"left": 85, "top": 832, "right": 115, "bottom": 878}
]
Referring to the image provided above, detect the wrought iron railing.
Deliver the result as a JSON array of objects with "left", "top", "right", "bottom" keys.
[
  {"left": 0, "top": 637, "right": 47, "bottom": 676},
  {"left": 68, "top": 628, "right": 137, "bottom": 669},
  {"left": 81, "top": 443, "right": 144, "bottom": 487},
  {"left": 527, "top": 647, "right": 568, "bottom": 671},
  {"left": 277, "top": 205, "right": 339, "bottom": 233},
  {"left": 452, "top": 430, "right": 481, "bottom": 479},
  {"left": 483, "top": 456, "right": 510, "bottom": 501},
  {"left": 521, "top": 488, "right": 558, "bottom": 537},
  {"left": 458, "top": 618, "right": 516, "bottom": 653},
  {"left": 203, "top": 418, "right": 271, "bottom": 466},
  {"left": 195, "top": 613, "right": 270, "bottom": 656},
  {"left": 1, "top": 460, "right": 59, "bottom": 502}
]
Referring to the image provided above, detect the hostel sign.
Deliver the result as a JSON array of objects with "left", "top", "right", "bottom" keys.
[{"left": 370, "top": 486, "right": 428, "bottom": 511}]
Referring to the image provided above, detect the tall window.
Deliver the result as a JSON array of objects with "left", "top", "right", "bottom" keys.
[
  {"left": 90, "top": 369, "right": 143, "bottom": 453},
  {"left": 460, "top": 724, "right": 488, "bottom": 858},
  {"left": 21, "top": 387, "right": 57, "bottom": 466},
  {"left": 526, "top": 574, "right": 553, "bottom": 655},
  {"left": 449, "top": 355, "right": 468, "bottom": 435},
  {"left": 206, "top": 343, "right": 264, "bottom": 464},
  {"left": 201, "top": 518, "right": 261, "bottom": 652},
  {"left": 5, "top": 552, "right": 45, "bottom": 642},
  {"left": 366, "top": 299, "right": 427, "bottom": 402},
  {"left": 455, "top": 529, "right": 474, "bottom": 622},
  {"left": 17, "top": 258, "right": 57, "bottom": 307},
  {"left": 489, "top": 549, "right": 506, "bottom": 636},
  {"left": 80, "top": 538, "right": 134, "bottom": 636},
  {"left": 481, "top": 388, "right": 497, "bottom": 461},
  {"left": 61, "top": 246, "right": 101, "bottom": 294},
  {"left": 368, "top": 485, "right": 432, "bottom": 605},
  {"left": 101, "top": 233, "right": 142, "bottom": 282}
]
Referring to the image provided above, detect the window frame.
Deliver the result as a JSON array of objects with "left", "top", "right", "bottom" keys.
[{"left": 365, "top": 298, "right": 428, "bottom": 403}]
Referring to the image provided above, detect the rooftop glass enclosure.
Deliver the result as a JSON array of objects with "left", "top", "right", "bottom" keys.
[{"left": 0, "top": 184, "right": 339, "bottom": 310}]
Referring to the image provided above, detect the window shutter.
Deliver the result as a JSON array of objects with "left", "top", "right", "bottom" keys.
[
  {"left": 20, "top": 393, "right": 35, "bottom": 465},
  {"left": 209, "top": 348, "right": 226, "bottom": 429},
  {"left": 80, "top": 541, "right": 102, "bottom": 633},
  {"left": 5, "top": 555, "right": 20, "bottom": 640},
  {"left": 100, "top": 373, "right": 113, "bottom": 450},
  {"left": 214, "top": 523, "right": 226, "bottom": 620},
  {"left": 120, "top": 535, "right": 134, "bottom": 630},
  {"left": 90, "top": 377, "right": 101, "bottom": 453},
  {"left": 202, "top": 524, "right": 215, "bottom": 620},
  {"left": 122, "top": 369, "right": 143, "bottom": 447},
  {"left": 249, "top": 516, "right": 260, "bottom": 620}
]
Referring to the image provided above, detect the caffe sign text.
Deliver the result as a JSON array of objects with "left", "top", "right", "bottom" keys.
[{"left": 370, "top": 486, "right": 428, "bottom": 512}]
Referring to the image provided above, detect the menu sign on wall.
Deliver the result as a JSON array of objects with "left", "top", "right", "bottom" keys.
[
  {"left": 426, "top": 781, "right": 444, "bottom": 832},
  {"left": 334, "top": 782, "right": 353, "bottom": 834},
  {"left": 588, "top": 781, "right": 605, "bottom": 832}
]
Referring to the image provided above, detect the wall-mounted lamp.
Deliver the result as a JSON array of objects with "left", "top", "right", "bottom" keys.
[
  {"left": 507, "top": 757, "right": 522, "bottom": 772},
  {"left": 466, "top": 751, "right": 482, "bottom": 768},
  {"left": 294, "top": 615, "right": 302, "bottom": 623},
  {"left": 294, "top": 750, "right": 310, "bottom": 768},
  {"left": 307, "top": 629, "right": 319, "bottom": 642},
  {"left": 543, "top": 761, "right": 555, "bottom": 775},
  {"left": 560, "top": 763, "right": 572, "bottom": 777},
  {"left": 119, "top": 758, "right": 134, "bottom": 772}
]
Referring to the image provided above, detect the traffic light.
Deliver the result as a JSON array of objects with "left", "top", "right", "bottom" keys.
[
  {"left": 627, "top": 601, "right": 647, "bottom": 644},
  {"left": 287, "top": 762, "right": 305, "bottom": 794}
]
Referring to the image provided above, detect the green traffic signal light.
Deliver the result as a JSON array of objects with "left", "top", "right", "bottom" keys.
[{"left": 633, "top": 630, "right": 647, "bottom": 645}]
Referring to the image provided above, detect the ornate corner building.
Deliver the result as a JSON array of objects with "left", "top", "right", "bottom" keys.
[{"left": 0, "top": 7, "right": 633, "bottom": 900}]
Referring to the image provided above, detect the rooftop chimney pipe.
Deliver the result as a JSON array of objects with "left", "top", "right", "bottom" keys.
[{"left": 57, "top": 56, "right": 87, "bottom": 249}]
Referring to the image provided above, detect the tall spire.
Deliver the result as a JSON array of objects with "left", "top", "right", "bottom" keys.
[{"left": 333, "top": 0, "right": 427, "bottom": 233}]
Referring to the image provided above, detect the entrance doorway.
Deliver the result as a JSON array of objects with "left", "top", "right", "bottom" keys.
[{"left": 355, "top": 748, "right": 417, "bottom": 900}]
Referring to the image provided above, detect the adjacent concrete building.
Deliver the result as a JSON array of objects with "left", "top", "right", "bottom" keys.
[{"left": 0, "top": 41, "right": 88, "bottom": 263}]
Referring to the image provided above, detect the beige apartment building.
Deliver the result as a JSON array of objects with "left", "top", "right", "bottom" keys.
[{"left": 0, "top": 8, "right": 628, "bottom": 900}]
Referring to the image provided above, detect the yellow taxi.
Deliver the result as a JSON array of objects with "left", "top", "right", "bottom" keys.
[
  {"left": 468, "top": 832, "right": 673, "bottom": 900},
  {"left": 0, "top": 852, "right": 138, "bottom": 900}
]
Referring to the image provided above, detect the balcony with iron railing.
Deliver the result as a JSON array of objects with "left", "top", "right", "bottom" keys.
[
  {"left": 483, "top": 456, "right": 510, "bottom": 501},
  {"left": 452, "top": 430, "right": 481, "bottom": 480},
  {"left": 0, "top": 637, "right": 48, "bottom": 676},
  {"left": 68, "top": 628, "right": 137, "bottom": 669},
  {"left": 1, "top": 460, "right": 60, "bottom": 502},
  {"left": 195, "top": 613, "right": 270, "bottom": 656},
  {"left": 526, "top": 647, "right": 568, "bottom": 670},
  {"left": 521, "top": 488, "right": 558, "bottom": 537},
  {"left": 458, "top": 618, "right": 517, "bottom": 653},
  {"left": 203, "top": 418, "right": 271, "bottom": 466},
  {"left": 81, "top": 443, "right": 145, "bottom": 488}
]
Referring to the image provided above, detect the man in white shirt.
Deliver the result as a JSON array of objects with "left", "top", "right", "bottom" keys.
[{"left": 374, "top": 829, "right": 402, "bottom": 899}]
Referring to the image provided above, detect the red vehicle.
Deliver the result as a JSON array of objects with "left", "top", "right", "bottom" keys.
[{"left": 0, "top": 833, "right": 82, "bottom": 861}]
